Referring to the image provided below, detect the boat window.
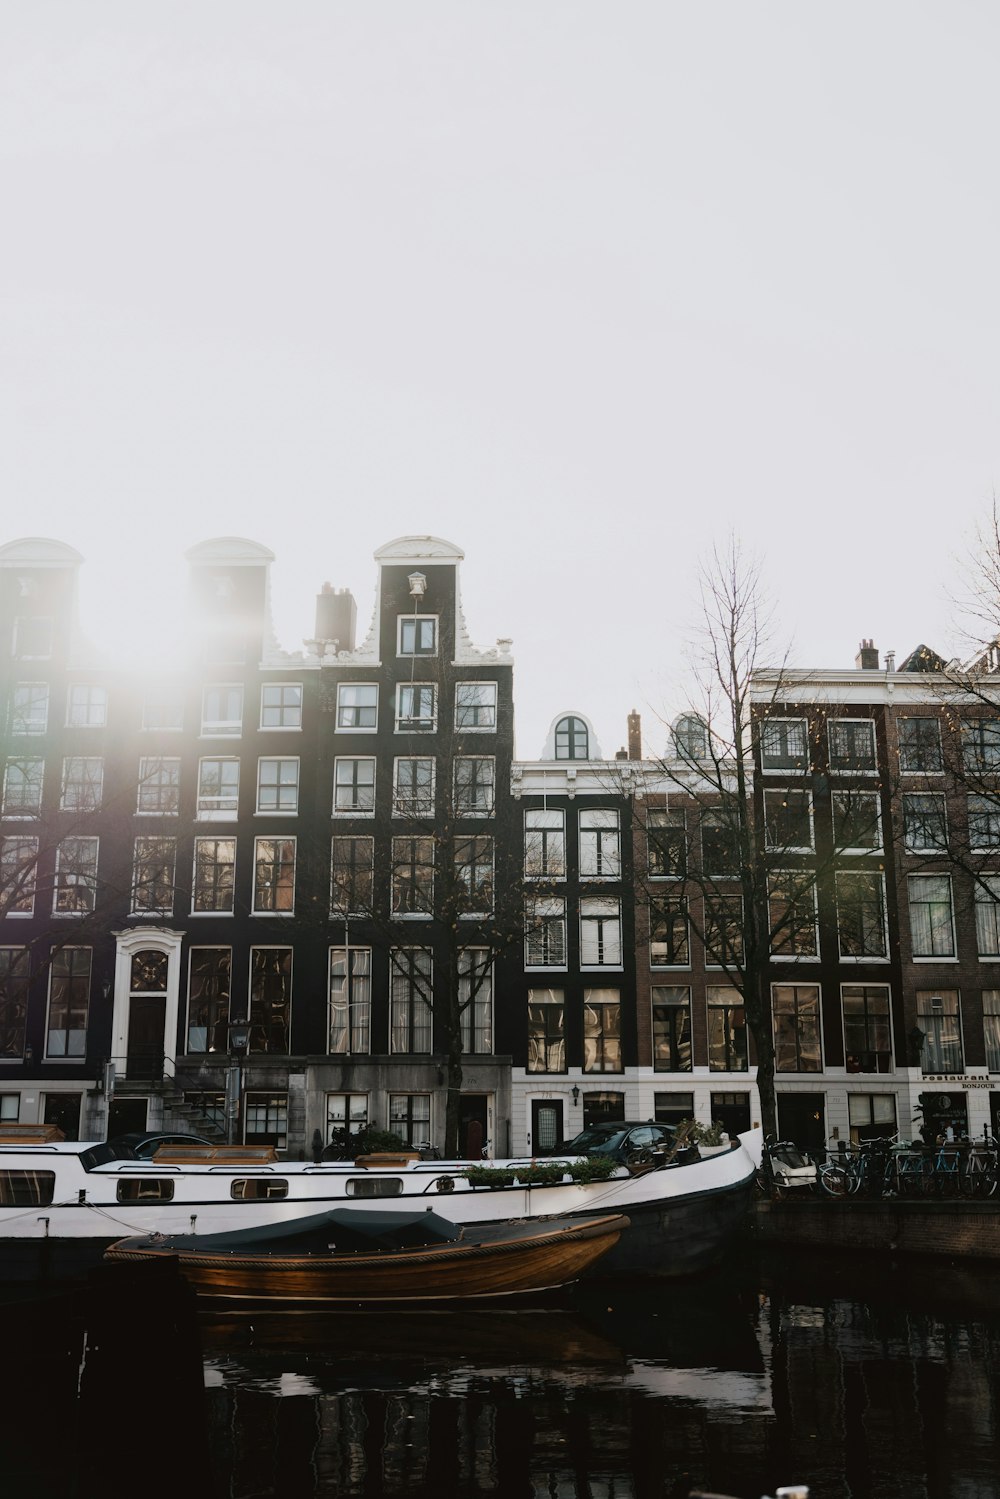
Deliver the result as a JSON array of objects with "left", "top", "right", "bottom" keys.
[
  {"left": 116, "top": 1179, "right": 175, "bottom": 1202},
  {"left": 346, "top": 1177, "right": 403, "bottom": 1198},
  {"left": 0, "top": 1169, "right": 55, "bottom": 1206},
  {"left": 230, "top": 1178, "right": 289, "bottom": 1200}
]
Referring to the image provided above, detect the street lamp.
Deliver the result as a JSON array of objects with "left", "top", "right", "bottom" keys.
[{"left": 226, "top": 1020, "right": 251, "bottom": 1145}]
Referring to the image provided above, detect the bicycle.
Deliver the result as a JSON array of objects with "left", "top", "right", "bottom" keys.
[{"left": 959, "top": 1135, "right": 998, "bottom": 1199}]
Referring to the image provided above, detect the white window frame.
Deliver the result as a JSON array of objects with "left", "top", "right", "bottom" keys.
[
  {"left": 579, "top": 808, "right": 621, "bottom": 879},
  {"left": 12, "top": 616, "right": 53, "bottom": 660},
  {"left": 336, "top": 683, "right": 378, "bottom": 731},
  {"left": 196, "top": 757, "right": 240, "bottom": 820},
  {"left": 580, "top": 896, "right": 623, "bottom": 969},
  {"left": 968, "top": 795, "right": 1000, "bottom": 852},
  {"left": 393, "top": 757, "right": 435, "bottom": 816},
  {"left": 397, "top": 616, "right": 438, "bottom": 658},
  {"left": 763, "top": 788, "right": 814, "bottom": 852},
  {"left": 11, "top": 682, "right": 48, "bottom": 736},
  {"left": 454, "top": 681, "right": 497, "bottom": 732},
  {"left": 136, "top": 757, "right": 181, "bottom": 816},
  {"left": 759, "top": 717, "right": 808, "bottom": 772},
  {"left": 835, "top": 870, "right": 889, "bottom": 961},
  {"left": 828, "top": 717, "right": 877, "bottom": 774},
  {"left": 524, "top": 809, "right": 566, "bottom": 880},
  {"left": 977, "top": 877, "right": 1000, "bottom": 959},
  {"left": 395, "top": 682, "right": 437, "bottom": 733},
  {"left": 831, "top": 791, "right": 882, "bottom": 853},
  {"left": 191, "top": 837, "right": 236, "bottom": 915},
  {"left": 252, "top": 836, "right": 297, "bottom": 915},
  {"left": 130, "top": 836, "right": 177, "bottom": 916},
  {"left": 45, "top": 945, "right": 91, "bottom": 1058},
  {"left": 328, "top": 947, "right": 372, "bottom": 1054},
  {"left": 200, "top": 684, "right": 244, "bottom": 738},
  {"left": 454, "top": 756, "right": 495, "bottom": 817},
  {"left": 897, "top": 716, "right": 943, "bottom": 774},
  {"left": 525, "top": 896, "right": 567, "bottom": 969},
  {"left": 256, "top": 757, "right": 299, "bottom": 815},
  {"left": 60, "top": 757, "right": 104, "bottom": 813},
  {"left": 333, "top": 756, "right": 376, "bottom": 816},
  {"left": 908, "top": 874, "right": 956, "bottom": 961},
  {"left": 2, "top": 757, "right": 44, "bottom": 817},
  {"left": 259, "top": 682, "right": 302, "bottom": 731},
  {"left": 53, "top": 836, "right": 99, "bottom": 916},
  {"left": 0, "top": 836, "right": 37, "bottom": 915},
  {"left": 66, "top": 684, "right": 108, "bottom": 729}
]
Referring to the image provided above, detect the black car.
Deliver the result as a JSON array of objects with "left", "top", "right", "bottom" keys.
[
  {"left": 562, "top": 1121, "right": 678, "bottom": 1164},
  {"left": 109, "top": 1131, "right": 215, "bottom": 1159}
]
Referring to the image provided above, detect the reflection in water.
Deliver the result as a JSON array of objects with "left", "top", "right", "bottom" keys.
[{"left": 198, "top": 1259, "right": 1000, "bottom": 1499}]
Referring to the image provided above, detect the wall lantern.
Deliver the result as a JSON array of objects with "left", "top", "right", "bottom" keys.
[
  {"left": 572, "top": 1085, "right": 580, "bottom": 1105},
  {"left": 408, "top": 571, "right": 427, "bottom": 599}
]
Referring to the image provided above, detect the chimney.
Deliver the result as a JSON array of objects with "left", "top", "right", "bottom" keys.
[
  {"left": 884, "top": 650, "right": 896, "bottom": 672},
  {"left": 855, "top": 639, "right": 879, "bottom": 671},
  {"left": 627, "top": 710, "right": 642, "bottom": 760},
  {"left": 314, "top": 584, "right": 356, "bottom": 653}
]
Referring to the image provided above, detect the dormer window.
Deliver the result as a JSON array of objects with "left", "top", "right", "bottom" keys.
[
  {"left": 673, "top": 716, "right": 707, "bottom": 761},
  {"left": 555, "top": 716, "right": 588, "bottom": 760}
]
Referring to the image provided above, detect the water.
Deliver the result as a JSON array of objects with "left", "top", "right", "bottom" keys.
[{"left": 194, "top": 1252, "right": 1000, "bottom": 1499}]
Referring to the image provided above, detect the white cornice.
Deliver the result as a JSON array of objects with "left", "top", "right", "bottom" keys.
[{"left": 0, "top": 537, "right": 83, "bottom": 568}]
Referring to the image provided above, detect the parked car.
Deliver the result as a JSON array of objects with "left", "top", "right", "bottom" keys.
[
  {"left": 562, "top": 1121, "right": 679, "bottom": 1165},
  {"left": 108, "top": 1131, "right": 216, "bottom": 1160}
]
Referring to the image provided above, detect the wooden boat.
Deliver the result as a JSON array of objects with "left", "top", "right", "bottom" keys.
[{"left": 103, "top": 1207, "right": 629, "bottom": 1304}]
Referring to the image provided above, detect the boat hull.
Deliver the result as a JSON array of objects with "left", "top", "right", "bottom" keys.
[{"left": 104, "top": 1213, "right": 628, "bottom": 1304}]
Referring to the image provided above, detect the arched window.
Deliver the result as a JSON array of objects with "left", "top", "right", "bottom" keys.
[
  {"left": 674, "top": 716, "right": 708, "bottom": 761},
  {"left": 555, "top": 716, "right": 589, "bottom": 760}
]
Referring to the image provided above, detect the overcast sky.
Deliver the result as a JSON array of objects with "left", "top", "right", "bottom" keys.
[{"left": 3, "top": 3, "right": 999, "bottom": 757}]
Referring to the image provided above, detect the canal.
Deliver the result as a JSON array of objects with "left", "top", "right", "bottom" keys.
[{"left": 8, "top": 1247, "right": 1000, "bottom": 1497}]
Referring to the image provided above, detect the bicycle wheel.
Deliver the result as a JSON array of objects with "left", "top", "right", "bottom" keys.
[{"left": 819, "top": 1164, "right": 851, "bottom": 1199}]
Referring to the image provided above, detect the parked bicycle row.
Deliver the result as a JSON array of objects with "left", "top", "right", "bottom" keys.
[{"left": 757, "top": 1134, "right": 1000, "bottom": 1200}]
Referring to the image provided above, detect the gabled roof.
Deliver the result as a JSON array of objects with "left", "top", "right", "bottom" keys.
[{"left": 898, "top": 644, "right": 948, "bottom": 673}]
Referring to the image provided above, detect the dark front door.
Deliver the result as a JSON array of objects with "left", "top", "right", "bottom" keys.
[
  {"left": 777, "top": 1093, "right": 826, "bottom": 1155},
  {"left": 108, "top": 1098, "right": 148, "bottom": 1136},
  {"left": 460, "top": 1094, "right": 489, "bottom": 1159},
  {"left": 43, "top": 1093, "right": 81, "bottom": 1140},
  {"left": 128, "top": 996, "right": 165, "bottom": 1079},
  {"left": 531, "top": 1099, "right": 563, "bottom": 1156},
  {"left": 710, "top": 1091, "right": 752, "bottom": 1139}
]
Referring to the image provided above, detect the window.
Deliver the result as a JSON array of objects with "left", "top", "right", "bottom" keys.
[
  {"left": 10, "top": 683, "right": 48, "bottom": 735},
  {"left": 326, "top": 1093, "right": 369, "bottom": 1142},
  {"left": 186, "top": 948, "right": 231, "bottom": 1053},
  {"left": 142, "top": 687, "right": 183, "bottom": 730},
  {"left": 843, "top": 984, "right": 892, "bottom": 1073},
  {"left": 46, "top": 947, "right": 91, "bottom": 1058},
  {"left": 334, "top": 757, "right": 376, "bottom": 815},
  {"left": 903, "top": 792, "right": 948, "bottom": 852},
  {"left": 984, "top": 991, "right": 1000, "bottom": 1073},
  {"left": 249, "top": 948, "right": 292, "bottom": 1053},
  {"left": 390, "top": 948, "right": 433, "bottom": 1053},
  {"left": 201, "top": 685, "right": 243, "bottom": 737},
  {"left": 455, "top": 835, "right": 493, "bottom": 914},
  {"left": 654, "top": 1090, "right": 695, "bottom": 1129},
  {"left": 968, "top": 795, "right": 1000, "bottom": 851},
  {"left": 962, "top": 718, "right": 1000, "bottom": 773},
  {"left": 137, "top": 757, "right": 180, "bottom": 815},
  {"left": 53, "top": 837, "right": 99, "bottom": 914},
  {"left": 256, "top": 757, "right": 299, "bottom": 814},
  {"left": 555, "top": 716, "right": 588, "bottom": 760},
  {"left": 395, "top": 684, "right": 436, "bottom": 732},
  {"left": 836, "top": 872, "right": 888, "bottom": 959},
  {"left": 647, "top": 807, "right": 685, "bottom": 878},
  {"left": 579, "top": 809, "right": 620, "bottom": 878},
  {"left": 772, "top": 984, "right": 822, "bottom": 1073},
  {"left": 704, "top": 893, "right": 744, "bottom": 966},
  {"left": 455, "top": 681, "right": 497, "bottom": 730},
  {"left": 0, "top": 948, "right": 29, "bottom": 1056},
  {"left": 898, "top": 717, "right": 943, "bottom": 773},
  {"left": 389, "top": 1093, "right": 431, "bottom": 1146},
  {"left": 192, "top": 837, "right": 236, "bottom": 913},
  {"left": 0, "top": 1094, "right": 18, "bottom": 1122},
  {"left": 707, "top": 986, "right": 748, "bottom": 1072},
  {"left": 394, "top": 757, "right": 434, "bottom": 815},
  {"left": 230, "top": 1178, "right": 288, "bottom": 1200},
  {"left": 583, "top": 988, "right": 622, "bottom": 1072},
  {"left": 524, "top": 809, "right": 565, "bottom": 879},
  {"left": 117, "top": 1179, "right": 175, "bottom": 1203},
  {"left": 649, "top": 897, "right": 689, "bottom": 966},
  {"left": 391, "top": 835, "right": 434, "bottom": 915},
  {"left": 975, "top": 877, "right": 1000, "bottom": 958},
  {"left": 398, "top": 616, "right": 437, "bottom": 656},
  {"left": 580, "top": 897, "right": 622, "bottom": 967},
  {"left": 759, "top": 717, "right": 808, "bottom": 771},
  {"left": 131, "top": 837, "right": 176, "bottom": 915},
  {"left": 673, "top": 716, "right": 708, "bottom": 761},
  {"left": 0, "top": 837, "right": 37, "bottom": 915},
  {"left": 917, "top": 990, "right": 963, "bottom": 1074},
  {"left": 12, "top": 616, "right": 52, "bottom": 659},
  {"left": 260, "top": 683, "right": 302, "bottom": 729},
  {"left": 59, "top": 757, "right": 103, "bottom": 813},
  {"left": 459, "top": 949, "right": 493, "bottom": 1055},
  {"left": 330, "top": 835, "right": 374, "bottom": 913},
  {"left": 525, "top": 897, "right": 566, "bottom": 967},
  {"left": 829, "top": 718, "right": 876, "bottom": 772},
  {"left": 700, "top": 810, "right": 740, "bottom": 876},
  {"left": 763, "top": 789, "right": 813, "bottom": 850},
  {"left": 244, "top": 1093, "right": 288, "bottom": 1150},
  {"left": 848, "top": 1093, "right": 896, "bottom": 1146},
  {"left": 768, "top": 872, "right": 819, "bottom": 958},
  {"left": 652, "top": 986, "right": 692, "bottom": 1072},
  {"left": 908, "top": 875, "right": 955, "bottom": 959},
  {"left": 455, "top": 757, "right": 494, "bottom": 816},
  {"left": 197, "top": 758, "right": 240, "bottom": 818},
  {"left": 66, "top": 685, "right": 108, "bottom": 728},
  {"left": 2, "top": 758, "right": 43, "bottom": 816},
  {"left": 527, "top": 988, "right": 565, "bottom": 1072},
  {"left": 832, "top": 791, "right": 881, "bottom": 851},
  {"left": 253, "top": 837, "right": 296, "bottom": 913},
  {"left": 336, "top": 683, "right": 378, "bottom": 729},
  {"left": 328, "top": 947, "right": 372, "bottom": 1053}
]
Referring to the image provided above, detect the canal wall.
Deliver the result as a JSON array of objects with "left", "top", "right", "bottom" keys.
[{"left": 749, "top": 1196, "right": 1000, "bottom": 1262}]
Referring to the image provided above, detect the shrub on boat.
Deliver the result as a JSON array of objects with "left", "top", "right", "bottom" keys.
[{"left": 464, "top": 1157, "right": 619, "bottom": 1188}]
